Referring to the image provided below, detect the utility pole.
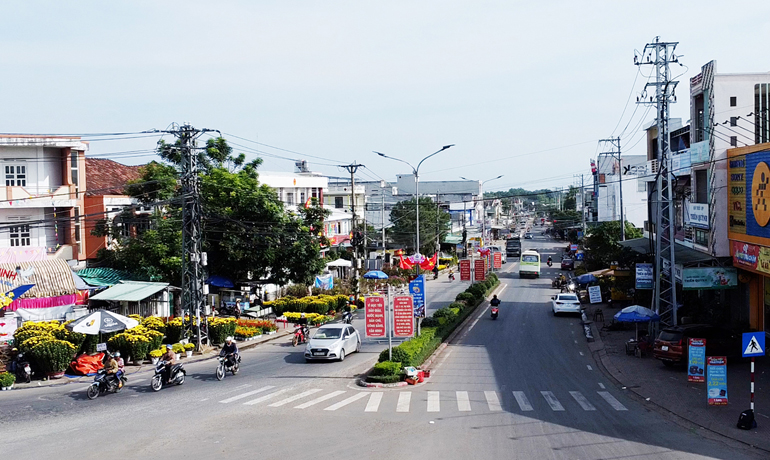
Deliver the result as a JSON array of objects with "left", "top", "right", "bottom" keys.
[
  {"left": 340, "top": 162, "right": 363, "bottom": 288},
  {"left": 581, "top": 175, "right": 586, "bottom": 238},
  {"left": 599, "top": 136, "right": 624, "bottom": 240},
  {"left": 380, "top": 180, "right": 387, "bottom": 263},
  {"left": 636, "top": 37, "right": 680, "bottom": 326}
]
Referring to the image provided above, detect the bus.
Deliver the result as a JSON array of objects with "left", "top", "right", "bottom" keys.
[
  {"left": 519, "top": 250, "right": 541, "bottom": 278},
  {"left": 506, "top": 238, "right": 521, "bottom": 257}
]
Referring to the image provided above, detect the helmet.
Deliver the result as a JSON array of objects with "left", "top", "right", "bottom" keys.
[
  {"left": 166, "top": 344, "right": 173, "bottom": 350},
  {"left": 225, "top": 336, "right": 234, "bottom": 343},
  {"left": 114, "top": 351, "right": 121, "bottom": 357}
]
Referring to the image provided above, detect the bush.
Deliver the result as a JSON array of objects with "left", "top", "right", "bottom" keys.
[
  {"left": 149, "top": 349, "right": 164, "bottom": 359},
  {"left": 208, "top": 317, "right": 237, "bottom": 344},
  {"left": 467, "top": 283, "right": 486, "bottom": 299},
  {"left": 367, "top": 374, "right": 404, "bottom": 384},
  {"left": 29, "top": 339, "right": 76, "bottom": 374},
  {"left": 420, "top": 317, "right": 440, "bottom": 328},
  {"left": 455, "top": 292, "right": 476, "bottom": 305},
  {"left": 164, "top": 317, "right": 185, "bottom": 344},
  {"left": 448, "top": 302, "right": 466, "bottom": 311},
  {"left": 184, "top": 343, "right": 195, "bottom": 351},
  {"left": 172, "top": 343, "right": 185, "bottom": 354},
  {"left": 371, "top": 361, "right": 402, "bottom": 377},
  {"left": 0, "top": 371, "right": 16, "bottom": 387}
]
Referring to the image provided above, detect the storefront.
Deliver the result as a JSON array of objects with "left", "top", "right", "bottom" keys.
[{"left": 727, "top": 142, "right": 770, "bottom": 335}]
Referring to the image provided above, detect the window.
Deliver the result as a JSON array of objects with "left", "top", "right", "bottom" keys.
[
  {"left": 300, "top": 192, "right": 306, "bottom": 204},
  {"left": 731, "top": 136, "right": 738, "bottom": 147},
  {"left": 74, "top": 209, "right": 81, "bottom": 243},
  {"left": 695, "top": 229, "right": 709, "bottom": 247},
  {"left": 694, "top": 169, "right": 708, "bottom": 203},
  {"left": 637, "top": 180, "right": 647, "bottom": 193},
  {"left": 5, "top": 165, "right": 26, "bottom": 186},
  {"left": 730, "top": 117, "right": 738, "bottom": 127},
  {"left": 71, "top": 152, "right": 79, "bottom": 187},
  {"left": 756, "top": 84, "right": 770, "bottom": 144},
  {"left": 9, "top": 224, "right": 30, "bottom": 247},
  {"left": 334, "top": 197, "right": 344, "bottom": 208},
  {"left": 730, "top": 96, "right": 737, "bottom": 107},
  {"left": 286, "top": 193, "right": 294, "bottom": 205}
]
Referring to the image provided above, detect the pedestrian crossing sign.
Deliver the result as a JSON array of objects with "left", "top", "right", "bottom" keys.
[{"left": 742, "top": 333, "right": 765, "bottom": 357}]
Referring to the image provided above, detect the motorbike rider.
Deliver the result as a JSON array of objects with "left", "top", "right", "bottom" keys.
[
  {"left": 547, "top": 256, "right": 552, "bottom": 266},
  {"left": 448, "top": 269, "right": 455, "bottom": 280},
  {"left": 114, "top": 351, "right": 125, "bottom": 383},
  {"left": 161, "top": 344, "right": 176, "bottom": 384},
  {"left": 220, "top": 336, "right": 239, "bottom": 367},
  {"left": 103, "top": 352, "right": 121, "bottom": 389},
  {"left": 490, "top": 295, "right": 501, "bottom": 308}
]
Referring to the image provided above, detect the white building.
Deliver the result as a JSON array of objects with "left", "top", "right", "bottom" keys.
[
  {"left": 323, "top": 180, "right": 366, "bottom": 220},
  {"left": 594, "top": 154, "right": 650, "bottom": 228},
  {"left": 258, "top": 170, "right": 327, "bottom": 213}
]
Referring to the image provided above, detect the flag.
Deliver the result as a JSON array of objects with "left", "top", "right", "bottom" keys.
[
  {"left": 399, "top": 254, "right": 414, "bottom": 270},
  {"left": 419, "top": 253, "right": 438, "bottom": 270},
  {"left": 304, "top": 197, "right": 313, "bottom": 208}
]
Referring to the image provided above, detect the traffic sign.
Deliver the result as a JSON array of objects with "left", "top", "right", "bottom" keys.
[{"left": 742, "top": 333, "right": 765, "bottom": 357}]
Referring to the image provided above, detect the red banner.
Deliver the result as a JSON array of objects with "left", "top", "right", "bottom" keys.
[
  {"left": 393, "top": 296, "right": 414, "bottom": 337},
  {"left": 474, "top": 259, "right": 486, "bottom": 281},
  {"left": 459, "top": 259, "right": 471, "bottom": 281},
  {"left": 365, "top": 296, "right": 386, "bottom": 338},
  {"left": 493, "top": 252, "right": 502, "bottom": 269}
]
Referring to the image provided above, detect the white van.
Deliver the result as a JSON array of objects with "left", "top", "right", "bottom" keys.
[
  {"left": 488, "top": 245, "right": 506, "bottom": 264},
  {"left": 519, "top": 250, "right": 541, "bottom": 278}
]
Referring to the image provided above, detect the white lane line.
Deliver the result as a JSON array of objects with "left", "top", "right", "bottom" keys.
[
  {"left": 541, "top": 391, "right": 565, "bottom": 411},
  {"left": 598, "top": 383, "right": 605, "bottom": 389},
  {"left": 295, "top": 390, "right": 346, "bottom": 409},
  {"left": 222, "top": 383, "right": 251, "bottom": 394},
  {"left": 269, "top": 389, "right": 323, "bottom": 407},
  {"left": 587, "top": 365, "right": 593, "bottom": 371},
  {"left": 324, "top": 392, "right": 368, "bottom": 411},
  {"left": 365, "top": 392, "right": 383, "bottom": 412},
  {"left": 220, "top": 385, "right": 274, "bottom": 404},
  {"left": 579, "top": 352, "right": 584, "bottom": 356},
  {"left": 427, "top": 391, "right": 440, "bottom": 412},
  {"left": 456, "top": 391, "right": 471, "bottom": 412},
  {"left": 396, "top": 392, "right": 412, "bottom": 412},
  {"left": 200, "top": 398, "right": 209, "bottom": 402},
  {"left": 484, "top": 391, "right": 502, "bottom": 411},
  {"left": 512, "top": 391, "right": 534, "bottom": 411},
  {"left": 243, "top": 388, "right": 289, "bottom": 406},
  {"left": 598, "top": 391, "right": 628, "bottom": 411},
  {"left": 570, "top": 391, "right": 597, "bottom": 411}
]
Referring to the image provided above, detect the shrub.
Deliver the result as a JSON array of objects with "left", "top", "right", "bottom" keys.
[
  {"left": 420, "top": 317, "right": 440, "bottom": 328},
  {"left": 448, "top": 302, "right": 466, "bottom": 311},
  {"left": 0, "top": 371, "right": 16, "bottom": 387},
  {"left": 208, "top": 317, "right": 237, "bottom": 344},
  {"left": 371, "top": 361, "right": 402, "bottom": 377},
  {"left": 29, "top": 339, "right": 76, "bottom": 374},
  {"left": 164, "top": 317, "right": 185, "bottom": 344},
  {"left": 455, "top": 292, "right": 476, "bottom": 305},
  {"left": 149, "top": 349, "right": 164, "bottom": 359},
  {"left": 467, "top": 283, "right": 486, "bottom": 299},
  {"left": 141, "top": 316, "right": 166, "bottom": 334},
  {"left": 367, "top": 374, "right": 404, "bottom": 384},
  {"left": 19, "top": 333, "right": 55, "bottom": 353}
]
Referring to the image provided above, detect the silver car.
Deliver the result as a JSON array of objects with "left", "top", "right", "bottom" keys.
[
  {"left": 551, "top": 293, "right": 582, "bottom": 315},
  {"left": 304, "top": 324, "right": 361, "bottom": 362}
]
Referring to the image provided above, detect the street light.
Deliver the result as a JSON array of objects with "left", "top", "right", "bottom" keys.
[
  {"left": 374, "top": 145, "right": 454, "bottom": 259},
  {"left": 460, "top": 175, "right": 503, "bottom": 244}
]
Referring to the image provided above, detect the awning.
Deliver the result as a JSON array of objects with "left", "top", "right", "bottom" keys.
[
  {"left": 443, "top": 234, "right": 463, "bottom": 244},
  {"left": 0, "top": 259, "right": 77, "bottom": 298},
  {"left": 326, "top": 259, "right": 352, "bottom": 268},
  {"left": 206, "top": 275, "right": 234, "bottom": 288},
  {"left": 76, "top": 268, "right": 135, "bottom": 287},
  {"left": 90, "top": 281, "right": 169, "bottom": 302},
  {"left": 618, "top": 238, "right": 714, "bottom": 264}
]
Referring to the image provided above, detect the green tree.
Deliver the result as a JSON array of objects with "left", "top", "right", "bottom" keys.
[
  {"left": 389, "top": 197, "right": 450, "bottom": 254},
  {"left": 582, "top": 221, "right": 643, "bottom": 270}
]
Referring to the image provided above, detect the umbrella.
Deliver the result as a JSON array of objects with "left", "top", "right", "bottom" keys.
[
  {"left": 66, "top": 310, "right": 139, "bottom": 335},
  {"left": 614, "top": 305, "right": 661, "bottom": 341},
  {"left": 363, "top": 270, "right": 389, "bottom": 280},
  {"left": 576, "top": 273, "right": 598, "bottom": 285}
]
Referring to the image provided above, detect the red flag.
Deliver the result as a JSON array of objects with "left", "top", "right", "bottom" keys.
[
  {"left": 399, "top": 254, "right": 414, "bottom": 270},
  {"left": 419, "top": 253, "right": 438, "bottom": 270},
  {"left": 304, "top": 197, "right": 313, "bottom": 208}
]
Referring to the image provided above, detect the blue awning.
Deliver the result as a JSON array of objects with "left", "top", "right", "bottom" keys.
[{"left": 207, "top": 276, "right": 235, "bottom": 288}]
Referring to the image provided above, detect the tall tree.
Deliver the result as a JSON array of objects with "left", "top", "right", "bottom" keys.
[
  {"left": 582, "top": 221, "right": 643, "bottom": 270},
  {"left": 389, "top": 197, "right": 450, "bottom": 254}
]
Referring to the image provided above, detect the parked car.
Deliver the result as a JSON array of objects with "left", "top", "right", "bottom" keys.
[
  {"left": 551, "top": 293, "right": 582, "bottom": 315},
  {"left": 652, "top": 324, "right": 740, "bottom": 367},
  {"left": 488, "top": 245, "right": 507, "bottom": 264},
  {"left": 305, "top": 324, "right": 361, "bottom": 362},
  {"left": 560, "top": 258, "right": 574, "bottom": 270}
]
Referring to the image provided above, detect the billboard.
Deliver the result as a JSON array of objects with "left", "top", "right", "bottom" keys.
[
  {"left": 459, "top": 259, "right": 471, "bottom": 281},
  {"left": 681, "top": 267, "right": 737, "bottom": 290},
  {"left": 635, "top": 263, "right": 654, "bottom": 290},
  {"left": 408, "top": 275, "right": 426, "bottom": 317},
  {"left": 474, "top": 259, "right": 486, "bottom": 281},
  {"left": 727, "top": 149, "right": 770, "bottom": 239},
  {"left": 392, "top": 296, "right": 414, "bottom": 338},
  {"left": 365, "top": 296, "right": 386, "bottom": 338}
]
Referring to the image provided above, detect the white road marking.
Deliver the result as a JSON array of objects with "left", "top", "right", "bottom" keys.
[
  {"left": 574, "top": 340, "right": 578, "bottom": 344},
  {"left": 579, "top": 351, "right": 584, "bottom": 356},
  {"left": 598, "top": 383, "right": 605, "bottom": 389},
  {"left": 570, "top": 391, "right": 596, "bottom": 411},
  {"left": 365, "top": 392, "right": 383, "bottom": 412},
  {"left": 427, "top": 391, "right": 440, "bottom": 412},
  {"left": 512, "top": 391, "right": 534, "bottom": 411},
  {"left": 396, "top": 392, "right": 411, "bottom": 412},
  {"left": 324, "top": 392, "right": 368, "bottom": 411},
  {"left": 484, "top": 391, "right": 502, "bottom": 411},
  {"left": 220, "top": 385, "right": 274, "bottom": 404},
  {"left": 200, "top": 398, "right": 209, "bottom": 402},
  {"left": 456, "top": 391, "right": 471, "bottom": 412},
  {"left": 587, "top": 365, "right": 593, "bottom": 371},
  {"left": 541, "top": 391, "right": 565, "bottom": 411},
  {"left": 598, "top": 391, "right": 628, "bottom": 411},
  {"left": 294, "top": 390, "right": 346, "bottom": 409},
  {"left": 221, "top": 383, "right": 251, "bottom": 394},
  {"left": 269, "top": 389, "right": 323, "bottom": 407},
  {"left": 243, "top": 388, "right": 289, "bottom": 406}
]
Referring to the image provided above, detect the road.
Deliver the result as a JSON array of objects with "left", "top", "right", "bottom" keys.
[{"left": 0, "top": 233, "right": 764, "bottom": 459}]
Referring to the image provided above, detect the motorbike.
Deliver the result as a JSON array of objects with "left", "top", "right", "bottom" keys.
[
  {"left": 218, "top": 304, "right": 241, "bottom": 319},
  {"left": 216, "top": 354, "right": 241, "bottom": 380},
  {"left": 13, "top": 352, "right": 32, "bottom": 384},
  {"left": 448, "top": 272, "right": 455, "bottom": 281},
  {"left": 151, "top": 361, "right": 186, "bottom": 391},
  {"left": 491, "top": 307, "right": 499, "bottom": 320},
  {"left": 342, "top": 311, "right": 353, "bottom": 324},
  {"left": 87, "top": 369, "right": 127, "bottom": 400},
  {"left": 561, "top": 281, "right": 576, "bottom": 293},
  {"left": 547, "top": 259, "right": 553, "bottom": 267},
  {"left": 292, "top": 324, "right": 309, "bottom": 346}
]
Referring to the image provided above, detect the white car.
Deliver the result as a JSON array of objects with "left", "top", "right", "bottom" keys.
[
  {"left": 551, "top": 293, "right": 582, "bottom": 315},
  {"left": 305, "top": 324, "right": 361, "bottom": 361},
  {"left": 488, "top": 245, "right": 506, "bottom": 264}
]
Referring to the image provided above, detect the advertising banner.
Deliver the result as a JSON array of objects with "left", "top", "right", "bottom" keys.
[
  {"left": 392, "top": 296, "right": 415, "bottom": 338},
  {"left": 707, "top": 356, "right": 728, "bottom": 405},
  {"left": 732, "top": 240, "right": 770, "bottom": 275},
  {"left": 588, "top": 285, "right": 602, "bottom": 304},
  {"left": 728, "top": 155, "right": 747, "bottom": 234},
  {"left": 635, "top": 263, "right": 654, "bottom": 290},
  {"left": 459, "top": 259, "right": 471, "bottom": 281},
  {"left": 364, "top": 296, "right": 386, "bottom": 338},
  {"left": 0, "top": 317, "right": 17, "bottom": 342},
  {"left": 690, "top": 140, "right": 710, "bottom": 164},
  {"left": 408, "top": 275, "right": 426, "bottom": 317},
  {"left": 687, "top": 338, "right": 706, "bottom": 383},
  {"left": 672, "top": 150, "right": 692, "bottom": 177},
  {"left": 681, "top": 267, "right": 737, "bottom": 290},
  {"left": 474, "top": 259, "right": 486, "bottom": 281},
  {"left": 493, "top": 252, "right": 502, "bottom": 269},
  {"left": 684, "top": 201, "right": 709, "bottom": 230},
  {"left": 727, "top": 149, "right": 770, "bottom": 239}
]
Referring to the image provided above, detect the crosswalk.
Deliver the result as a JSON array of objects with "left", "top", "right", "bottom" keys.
[{"left": 216, "top": 386, "right": 628, "bottom": 415}]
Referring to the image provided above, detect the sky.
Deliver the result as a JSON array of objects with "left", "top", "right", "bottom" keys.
[{"left": 2, "top": 1, "right": 770, "bottom": 193}]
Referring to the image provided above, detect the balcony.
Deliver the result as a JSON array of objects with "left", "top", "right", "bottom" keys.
[{"left": 0, "top": 185, "right": 78, "bottom": 208}]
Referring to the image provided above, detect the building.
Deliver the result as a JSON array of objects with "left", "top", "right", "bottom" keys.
[
  {"left": 593, "top": 154, "right": 650, "bottom": 228},
  {"left": 0, "top": 135, "right": 88, "bottom": 262},
  {"left": 323, "top": 179, "right": 366, "bottom": 222},
  {"left": 258, "top": 169, "right": 327, "bottom": 213}
]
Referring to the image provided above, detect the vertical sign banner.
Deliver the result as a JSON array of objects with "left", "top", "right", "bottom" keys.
[
  {"left": 408, "top": 275, "right": 426, "bottom": 317},
  {"left": 392, "top": 296, "right": 415, "bottom": 338},
  {"left": 727, "top": 154, "right": 747, "bottom": 234},
  {"left": 635, "top": 263, "right": 654, "bottom": 290},
  {"left": 687, "top": 338, "right": 706, "bottom": 383},
  {"left": 364, "top": 296, "right": 386, "bottom": 338},
  {"left": 474, "top": 259, "right": 486, "bottom": 281},
  {"left": 588, "top": 285, "right": 602, "bottom": 304},
  {"left": 493, "top": 252, "right": 502, "bottom": 269},
  {"left": 459, "top": 259, "right": 471, "bottom": 281},
  {"left": 707, "top": 356, "right": 728, "bottom": 405}
]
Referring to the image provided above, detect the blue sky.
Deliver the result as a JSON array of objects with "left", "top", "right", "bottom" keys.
[{"left": 2, "top": 1, "right": 769, "bottom": 192}]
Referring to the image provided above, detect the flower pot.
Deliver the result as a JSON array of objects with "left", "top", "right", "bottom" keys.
[
  {"left": 151, "top": 358, "right": 160, "bottom": 365},
  {"left": 175, "top": 353, "right": 181, "bottom": 361},
  {"left": 185, "top": 351, "right": 193, "bottom": 358},
  {"left": 267, "top": 331, "right": 276, "bottom": 335},
  {"left": 47, "top": 371, "right": 65, "bottom": 380},
  {"left": 254, "top": 335, "right": 263, "bottom": 340}
]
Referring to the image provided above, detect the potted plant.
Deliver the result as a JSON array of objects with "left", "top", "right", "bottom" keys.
[
  {"left": 149, "top": 349, "right": 163, "bottom": 365},
  {"left": 172, "top": 343, "right": 185, "bottom": 360},
  {"left": 184, "top": 342, "right": 195, "bottom": 358},
  {"left": 29, "top": 339, "right": 76, "bottom": 379},
  {"left": 0, "top": 371, "right": 16, "bottom": 390}
]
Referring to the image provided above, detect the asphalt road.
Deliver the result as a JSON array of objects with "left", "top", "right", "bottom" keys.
[{"left": 0, "top": 232, "right": 764, "bottom": 459}]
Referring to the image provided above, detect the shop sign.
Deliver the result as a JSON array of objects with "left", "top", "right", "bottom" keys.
[
  {"left": 408, "top": 275, "right": 426, "bottom": 317},
  {"left": 687, "top": 338, "right": 706, "bottom": 383},
  {"left": 727, "top": 149, "right": 770, "bottom": 239},
  {"left": 706, "top": 356, "right": 728, "bottom": 405},
  {"left": 731, "top": 241, "right": 770, "bottom": 275},
  {"left": 635, "top": 263, "right": 654, "bottom": 290},
  {"left": 728, "top": 155, "right": 747, "bottom": 234},
  {"left": 474, "top": 259, "right": 486, "bottom": 281},
  {"left": 681, "top": 267, "right": 737, "bottom": 290},
  {"left": 0, "top": 318, "right": 16, "bottom": 342},
  {"left": 672, "top": 150, "right": 692, "bottom": 177},
  {"left": 690, "top": 141, "right": 710, "bottom": 164},
  {"left": 365, "top": 296, "right": 386, "bottom": 338},
  {"left": 459, "top": 259, "right": 471, "bottom": 281},
  {"left": 684, "top": 201, "right": 709, "bottom": 229},
  {"left": 392, "top": 296, "right": 414, "bottom": 338}
]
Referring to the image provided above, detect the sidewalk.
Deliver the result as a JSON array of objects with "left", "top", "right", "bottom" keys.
[
  {"left": 9, "top": 327, "right": 293, "bottom": 391},
  {"left": 583, "top": 302, "right": 769, "bottom": 452}
]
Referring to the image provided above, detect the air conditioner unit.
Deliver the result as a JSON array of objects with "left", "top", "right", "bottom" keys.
[{"left": 647, "top": 159, "right": 659, "bottom": 175}]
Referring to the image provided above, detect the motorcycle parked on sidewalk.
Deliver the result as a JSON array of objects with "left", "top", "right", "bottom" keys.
[
  {"left": 491, "top": 307, "right": 499, "bottom": 320},
  {"left": 151, "top": 361, "right": 186, "bottom": 391},
  {"left": 292, "top": 324, "right": 309, "bottom": 347},
  {"left": 87, "top": 369, "right": 127, "bottom": 400},
  {"left": 12, "top": 352, "right": 32, "bottom": 384},
  {"left": 215, "top": 354, "right": 241, "bottom": 380}
]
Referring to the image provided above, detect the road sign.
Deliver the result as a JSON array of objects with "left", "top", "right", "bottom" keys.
[
  {"left": 459, "top": 259, "right": 471, "bottom": 281},
  {"left": 493, "top": 252, "right": 502, "bottom": 269},
  {"left": 474, "top": 259, "right": 486, "bottom": 281},
  {"left": 742, "top": 333, "right": 765, "bottom": 357},
  {"left": 393, "top": 296, "right": 414, "bottom": 338},
  {"left": 364, "top": 296, "right": 386, "bottom": 338}
]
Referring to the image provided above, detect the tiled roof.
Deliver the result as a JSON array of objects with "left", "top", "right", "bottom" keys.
[{"left": 85, "top": 158, "right": 144, "bottom": 196}]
